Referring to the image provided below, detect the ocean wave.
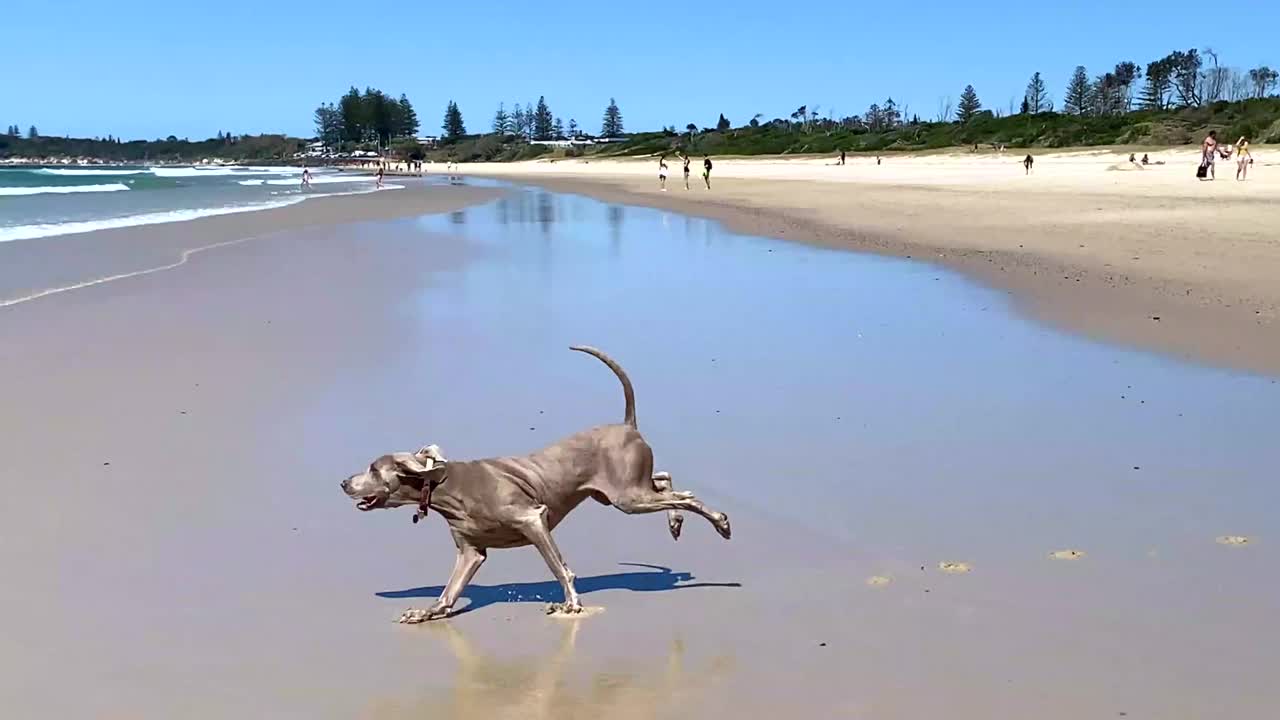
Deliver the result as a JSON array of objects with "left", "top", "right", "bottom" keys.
[
  {"left": 0, "top": 184, "right": 402, "bottom": 243},
  {"left": 0, "top": 183, "right": 130, "bottom": 196},
  {"left": 265, "top": 175, "right": 375, "bottom": 186},
  {"left": 149, "top": 166, "right": 300, "bottom": 177},
  {"left": 237, "top": 179, "right": 266, "bottom": 186},
  {"left": 0, "top": 198, "right": 304, "bottom": 242},
  {"left": 37, "top": 168, "right": 148, "bottom": 176}
]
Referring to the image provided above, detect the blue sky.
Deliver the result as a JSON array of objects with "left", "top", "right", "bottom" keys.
[{"left": 3, "top": 0, "right": 1274, "bottom": 140}]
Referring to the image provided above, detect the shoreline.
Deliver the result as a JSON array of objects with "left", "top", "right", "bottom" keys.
[
  {"left": 472, "top": 154, "right": 1280, "bottom": 376},
  {"left": 0, "top": 183, "right": 505, "bottom": 307}
]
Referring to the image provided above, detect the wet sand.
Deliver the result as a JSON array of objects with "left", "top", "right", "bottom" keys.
[
  {"left": 471, "top": 150, "right": 1280, "bottom": 376},
  {"left": 1, "top": 187, "right": 1277, "bottom": 718}
]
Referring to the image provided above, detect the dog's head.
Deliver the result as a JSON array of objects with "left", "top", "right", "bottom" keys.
[{"left": 341, "top": 445, "right": 447, "bottom": 512}]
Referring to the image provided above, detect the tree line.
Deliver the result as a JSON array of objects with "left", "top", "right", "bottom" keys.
[
  {"left": 313, "top": 87, "right": 420, "bottom": 150},
  {"left": 6, "top": 125, "right": 40, "bottom": 139},
  {"left": 1029, "top": 49, "right": 1276, "bottom": 119},
  {"left": 484, "top": 97, "right": 623, "bottom": 142},
  {"left": 423, "top": 97, "right": 625, "bottom": 145},
  {"left": 744, "top": 48, "right": 1276, "bottom": 136}
]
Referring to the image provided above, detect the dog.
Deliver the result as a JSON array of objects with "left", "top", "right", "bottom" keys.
[{"left": 340, "top": 346, "right": 732, "bottom": 622}]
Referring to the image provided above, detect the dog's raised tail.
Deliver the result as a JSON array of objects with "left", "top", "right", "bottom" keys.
[{"left": 570, "top": 345, "right": 636, "bottom": 428}]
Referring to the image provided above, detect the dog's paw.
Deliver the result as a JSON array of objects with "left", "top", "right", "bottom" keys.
[
  {"left": 398, "top": 606, "right": 448, "bottom": 624},
  {"left": 668, "top": 513, "right": 684, "bottom": 541},
  {"left": 712, "top": 512, "right": 732, "bottom": 540},
  {"left": 545, "top": 602, "right": 584, "bottom": 616}
]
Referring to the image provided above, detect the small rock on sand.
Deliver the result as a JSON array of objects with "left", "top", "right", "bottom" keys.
[
  {"left": 1049, "top": 549, "right": 1086, "bottom": 561},
  {"left": 1216, "top": 535, "right": 1252, "bottom": 546},
  {"left": 938, "top": 562, "right": 972, "bottom": 574}
]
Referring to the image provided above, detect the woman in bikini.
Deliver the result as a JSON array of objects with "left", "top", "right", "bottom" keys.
[
  {"left": 1235, "top": 136, "right": 1252, "bottom": 181},
  {"left": 658, "top": 155, "right": 669, "bottom": 191}
]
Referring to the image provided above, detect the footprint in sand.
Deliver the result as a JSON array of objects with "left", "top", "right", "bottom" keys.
[
  {"left": 1049, "top": 549, "right": 1086, "bottom": 561},
  {"left": 938, "top": 562, "right": 972, "bottom": 574},
  {"left": 866, "top": 576, "right": 892, "bottom": 588},
  {"left": 1216, "top": 535, "right": 1252, "bottom": 547}
]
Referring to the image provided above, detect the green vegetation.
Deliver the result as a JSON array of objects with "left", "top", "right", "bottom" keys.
[
  {"left": 442, "top": 101, "right": 466, "bottom": 141},
  {"left": 592, "top": 97, "right": 1280, "bottom": 157},
  {"left": 314, "top": 87, "right": 419, "bottom": 151},
  {"left": 0, "top": 133, "right": 307, "bottom": 163}
]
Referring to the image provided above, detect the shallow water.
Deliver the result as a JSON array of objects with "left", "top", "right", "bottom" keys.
[
  {"left": 394, "top": 184, "right": 1279, "bottom": 715},
  {"left": 2, "top": 182, "right": 1276, "bottom": 718}
]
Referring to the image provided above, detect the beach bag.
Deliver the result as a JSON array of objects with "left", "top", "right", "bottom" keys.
[{"left": 1195, "top": 163, "right": 1208, "bottom": 179}]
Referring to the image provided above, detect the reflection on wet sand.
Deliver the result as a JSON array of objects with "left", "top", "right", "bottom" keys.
[{"left": 379, "top": 620, "right": 733, "bottom": 720}]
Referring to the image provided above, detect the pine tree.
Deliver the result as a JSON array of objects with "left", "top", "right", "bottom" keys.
[
  {"left": 568, "top": 118, "right": 578, "bottom": 138},
  {"left": 553, "top": 117, "right": 564, "bottom": 139},
  {"left": 492, "top": 103, "right": 511, "bottom": 135},
  {"left": 1140, "top": 58, "right": 1173, "bottom": 110},
  {"left": 1064, "top": 66, "right": 1090, "bottom": 115},
  {"left": 601, "top": 98, "right": 623, "bottom": 137},
  {"left": 882, "top": 97, "right": 901, "bottom": 127},
  {"left": 1024, "top": 72, "right": 1048, "bottom": 113},
  {"left": 27, "top": 126, "right": 38, "bottom": 139},
  {"left": 533, "top": 96, "right": 554, "bottom": 140},
  {"left": 398, "top": 94, "right": 419, "bottom": 137},
  {"left": 716, "top": 113, "right": 731, "bottom": 131},
  {"left": 955, "top": 85, "right": 981, "bottom": 122},
  {"left": 442, "top": 101, "right": 466, "bottom": 141}
]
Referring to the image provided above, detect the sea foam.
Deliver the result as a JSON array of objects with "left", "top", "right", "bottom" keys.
[{"left": 0, "top": 183, "right": 130, "bottom": 196}]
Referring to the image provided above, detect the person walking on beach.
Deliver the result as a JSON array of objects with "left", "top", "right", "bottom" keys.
[
  {"left": 658, "top": 155, "right": 669, "bottom": 191},
  {"left": 301, "top": 167, "right": 312, "bottom": 189},
  {"left": 839, "top": 149, "right": 846, "bottom": 166},
  {"left": 682, "top": 154, "right": 691, "bottom": 190},
  {"left": 1235, "top": 136, "right": 1252, "bottom": 181},
  {"left": 1023, "top": 153, "right": 1034, "bottom": 174},
  {"left": 702, "top": 156, "right": 713, "bottom": 189},
  {"left": 1199, "top": 130, "right": 1220, "bottom": 180},
  {"left": 376, "top": 165, "right": 385, "bottom": 189}
]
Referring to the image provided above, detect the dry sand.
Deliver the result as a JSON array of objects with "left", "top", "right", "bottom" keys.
[{"left": 469, "top": 147, "right": 1280, "bottom": 375}]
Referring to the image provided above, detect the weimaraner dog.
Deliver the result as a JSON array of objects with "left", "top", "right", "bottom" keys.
[{"left": 341, "top": 346, "right": 732, "bottom": 622}]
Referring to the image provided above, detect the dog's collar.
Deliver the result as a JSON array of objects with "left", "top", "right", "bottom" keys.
[{"left": 411, "top": 462, "right": 448, "bottom": 525}]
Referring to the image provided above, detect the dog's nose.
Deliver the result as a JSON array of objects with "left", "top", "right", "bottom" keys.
[{"left": 340, "top": 478, "right": 348, "bottom": 490}]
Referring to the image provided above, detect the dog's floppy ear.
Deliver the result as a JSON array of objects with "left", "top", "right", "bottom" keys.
[
  {"left": 414, "top": 444, "right": 447, "bottom": 465},
  {"left": 392, "top": 452, "right": 446, "bottom": 486}
]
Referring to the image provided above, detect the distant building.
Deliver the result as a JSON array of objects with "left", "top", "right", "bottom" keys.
[{"left": 416, "top": 136, "right": 440, "bottom": 148}]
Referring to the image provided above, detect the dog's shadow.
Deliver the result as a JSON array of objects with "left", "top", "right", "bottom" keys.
[{"left": 377, "top": 563, "right": 742, "bottom": 616}]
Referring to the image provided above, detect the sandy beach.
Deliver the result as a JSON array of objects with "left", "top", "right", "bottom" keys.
[
  {"left": 2, "top": 183, "right": 1277, "bottom": 718},
  {"left": 469, "top": 147, "right": 1280, "bottom": 375}
]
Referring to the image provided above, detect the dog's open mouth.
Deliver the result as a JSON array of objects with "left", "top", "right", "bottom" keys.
[{"left": 357, "top": 493, "right": 388, "bottom": 511}]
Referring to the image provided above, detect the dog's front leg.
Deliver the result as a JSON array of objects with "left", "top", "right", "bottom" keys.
[
  {"left": 399, "top": 543, "right": 486, "bottom": 624},
  {"left": 514, "top": 505, "right": 583, "bottom": 615}
]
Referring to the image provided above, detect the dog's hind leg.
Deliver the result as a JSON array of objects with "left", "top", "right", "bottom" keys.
[
  {"left": 399, "top": 541, "right": 487, "bottom": 624},
  {"left": 652, "top": 471, "right": 685, "bottom": 541},
  {"left": 515, "top": 505, "right": 583, "bottom": 614},
  {"left": 609, "top": 486, "right": 731, "bottom": 540}
]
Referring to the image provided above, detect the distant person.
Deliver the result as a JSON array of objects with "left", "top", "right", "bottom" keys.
[
  {"left": 682, "top": 154, "right": 691, "bottom": 190},
  {"left": 1141, "top": 153, "right": 1150, "bottom": 165},
  {"left": 1199, "top": 130, "right": 1219, "bottom": 180},
  {"left": 702, "top": 156, "right": 713, "bottom": 189},
  {"left": 1023, "top": 154, "right": 1034, "bottom": 174},
  {"left": 301, "top": 167, "right": 312, "bottom": 189},
  {"left": 839, "top": 149, "right": 846, "bottom": 166},
  {"left": 1235, "top": 136, "right": 1252, "bottom": 181},
  {"left": 1129, "top": 153, "right": 1136, "bottom": 163},
  {"left": 658, "top": 155, "right": 668, "bottom": 191},
  {"left": 376, "top": 165, "right": 385, "bottom": 189},
  {"left": 876, "top": 156, "right": 881, "bottom": 166}
]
